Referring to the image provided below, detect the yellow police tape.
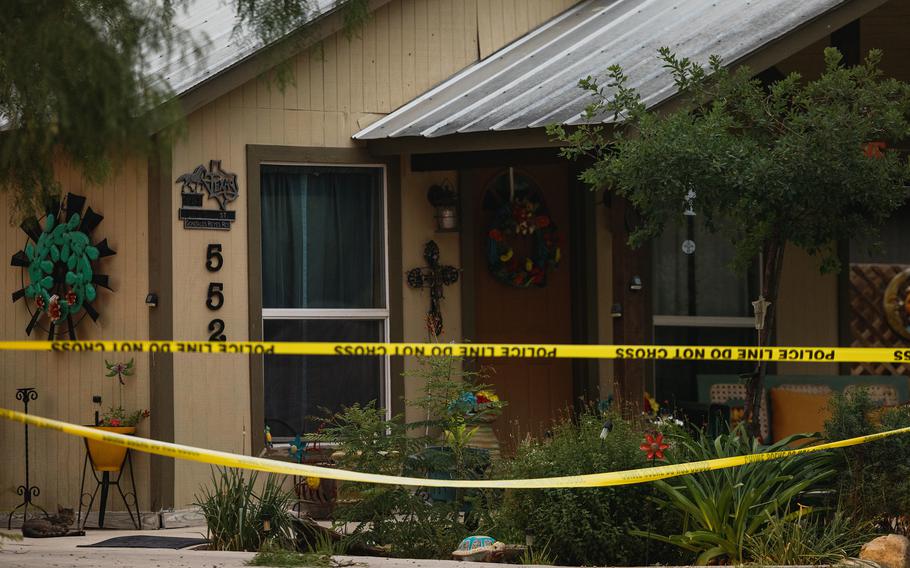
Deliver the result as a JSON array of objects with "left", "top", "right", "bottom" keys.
[
  {"left": 2, "top": 407, "right": 910, "bottom": 489},
  {"left": 3, "top": 339, "right": 910, "bottom": 363}
]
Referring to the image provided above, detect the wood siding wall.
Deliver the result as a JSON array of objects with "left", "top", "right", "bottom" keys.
[
  {"left": 0, "top": 159, "right": 151, "bottom": 513},
  {"left": 169, "top": 0, "right": 581, "bottom": 506}
]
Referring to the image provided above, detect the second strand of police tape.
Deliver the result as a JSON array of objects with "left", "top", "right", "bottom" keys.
[{"left": 2, "top": 408, "right": 910, "bottom": 490}]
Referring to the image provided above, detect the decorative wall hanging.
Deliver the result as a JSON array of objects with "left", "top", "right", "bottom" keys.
[
  {"left": 406, "top": 240, "right": 459, "bottom": 336},
  {"left": 485, "top": 168, "right": 560, "bottom": 288},
  {"left": 10, "top": 193, "right": 116, "bottom": 339},
  {"left": 883, "top": 266, "right": 910, "bottom": 341},
  {"left": 177, "top": 160, "right": 239, "bottom": 230},
  {"left": 849, "top": 263, "right": 910, "bottom": 376}
]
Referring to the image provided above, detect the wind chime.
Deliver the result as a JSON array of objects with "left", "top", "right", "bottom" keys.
[{"left": 681, "top": 188, "right": 696, "bottom": 255}]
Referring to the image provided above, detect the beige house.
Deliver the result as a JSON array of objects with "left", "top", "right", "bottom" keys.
[{"left": 2, "top": 0, "right": 910, "bottom": 523}]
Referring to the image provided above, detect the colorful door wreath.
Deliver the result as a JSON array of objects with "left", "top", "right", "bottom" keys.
[{"left": 484, "top": 171, "right": 560, "bottom": 288}]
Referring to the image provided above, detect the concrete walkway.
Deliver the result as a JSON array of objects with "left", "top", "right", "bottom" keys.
[
  {"left": 0, "top": 528, "right": 525, "bottom": 568},
  {"left": 0, "top": 528, "right": 253, "bottom": 567}
]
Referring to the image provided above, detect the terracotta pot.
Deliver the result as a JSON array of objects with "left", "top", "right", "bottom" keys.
[{"left": 86, "top": 426, "right": 136, "bottom": 471}]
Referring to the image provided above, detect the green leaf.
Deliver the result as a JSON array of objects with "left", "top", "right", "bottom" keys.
[{"left": 85, "top": 283, "right": 96, "bottom": 302}]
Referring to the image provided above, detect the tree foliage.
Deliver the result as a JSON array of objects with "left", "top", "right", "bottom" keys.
[
  {"left": 551, "top": 48, "right": 910, "bottom": 431},
  {"left": 553, "top": 47, "right": 910, "bottom": 272},
  {"left": 0, "top": 0, "right": 369, "bottom": 218}
]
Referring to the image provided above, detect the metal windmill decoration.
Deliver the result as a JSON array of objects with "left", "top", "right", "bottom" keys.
[
  {"left": 406, "top": 240, "right": 459, "bottom": 336},
  {"left": 10, "top": 193, "right": 116, "bottom": 339}
]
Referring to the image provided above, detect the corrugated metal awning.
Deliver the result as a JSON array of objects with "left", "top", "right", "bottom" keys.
[{"left": 354, "top": 0, "right": 851, "bottom": 140}]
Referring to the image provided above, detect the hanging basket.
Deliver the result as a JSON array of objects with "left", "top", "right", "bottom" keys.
[{"left": 85, "top": 426, "right": 135, "bottom": 471}]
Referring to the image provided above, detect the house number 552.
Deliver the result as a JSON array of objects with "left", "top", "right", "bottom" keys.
[{"left": 206, "top": 244, "right": 226, "bottom": 341}]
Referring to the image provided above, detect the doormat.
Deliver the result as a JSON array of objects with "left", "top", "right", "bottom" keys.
[{"left": 79, "top": 535, "right": 208, "bottom": 549}]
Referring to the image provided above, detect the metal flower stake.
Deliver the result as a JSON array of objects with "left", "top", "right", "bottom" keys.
[{"left": 640, "top": 432, "right": 670, "bottom": 565}]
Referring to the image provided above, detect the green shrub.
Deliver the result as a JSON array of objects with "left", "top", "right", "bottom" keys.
[
  {"left": 825, "top": 389, "right": 910, "bottom": 532},
  {"left": 743, "top": 510, "right": 874, "bottom": 565},
  {"left": 196, "top": 467, "right": 296, "bottom": 551},
  {"left": 248, "top": 532, "right": 352, "bottom": 568},
  {"left": 325, "top": 356, "right": 502, "bottom": 559},
  {"left": 481, "top": 410, "right": 685, "bottom": 566},
  {"left": 324, "top": 401, "right": 471, "bottom": 559},
  {"left": 640, "top": 425, "right": 836, "bottom": 565}
]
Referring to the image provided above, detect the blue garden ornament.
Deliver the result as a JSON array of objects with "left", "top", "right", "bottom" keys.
[
  {"left": 448, "top": 392, "right": 478, "bottom": 415},
  {"left": 288, "top": 433, "right": 304, "bottom": 463}
]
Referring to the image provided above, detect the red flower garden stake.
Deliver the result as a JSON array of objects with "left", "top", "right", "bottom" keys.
[
  {"left": 640, "top": 432, "right": 670, "bottom": 566},
  {"left": 640, "top": 432, "right": 670, "bottom": 461}
]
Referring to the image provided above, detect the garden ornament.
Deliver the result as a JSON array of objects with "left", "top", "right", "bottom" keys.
[{"left": 453, "top": 536, "right": 505, "bottom": 562}]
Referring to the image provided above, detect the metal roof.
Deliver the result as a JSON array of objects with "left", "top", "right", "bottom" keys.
[
  {"left": 354, "top": 0, "right": 850, "bottom": 140},
  {"left": 145, "top": 0, "right": 337, "bottom": 97}
]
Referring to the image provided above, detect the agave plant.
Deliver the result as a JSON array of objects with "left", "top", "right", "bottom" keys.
[{"left": 633, "top": 425, "right": 836, "bottom": 565}]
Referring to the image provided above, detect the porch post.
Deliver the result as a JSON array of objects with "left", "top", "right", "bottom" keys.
[{"left": 610, "top": 197, "right": 652, "bottom": 409}]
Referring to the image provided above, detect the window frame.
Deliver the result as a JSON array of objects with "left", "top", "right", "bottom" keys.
[
  {"left": 650, "top": 226, "right": 761, "bottom": 399},
  {"left": 259, "top": 161, "right": 392, "bottom": 440}
]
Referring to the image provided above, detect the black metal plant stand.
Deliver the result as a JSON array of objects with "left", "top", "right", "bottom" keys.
[
  {"left": 7, "top": 387, "right": 47, "bottom": 529},
  {"left": 77, "top": 445, "right": 140, "bottom": 530}
]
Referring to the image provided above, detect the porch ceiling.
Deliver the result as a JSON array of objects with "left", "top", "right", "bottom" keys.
[{"left": 354, "top": 0, "right": 868, "bottom": 140}]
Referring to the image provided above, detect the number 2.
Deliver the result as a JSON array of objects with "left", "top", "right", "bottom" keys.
[
  {"left": 206, "top": 244, "right": 223, "bottom": 272},
  {"left": 208, "top": 319, "right": 226, "bottom": 341}
]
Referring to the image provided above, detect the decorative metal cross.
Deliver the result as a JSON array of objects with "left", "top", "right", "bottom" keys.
[{"left": 407, "top": 240, "right": 459, "bottom": 336}]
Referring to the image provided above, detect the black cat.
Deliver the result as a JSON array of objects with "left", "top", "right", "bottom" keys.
[{"left": 21, "top": 507, "right": 84, "bottom": 538}]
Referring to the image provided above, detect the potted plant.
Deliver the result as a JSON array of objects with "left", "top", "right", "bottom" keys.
[{"left": 87, "top": 359, "right": 149, "bottom": 471}]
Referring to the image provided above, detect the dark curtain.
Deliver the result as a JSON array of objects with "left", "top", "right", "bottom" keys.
[
  {"left": 260, "top": 165, "right": 384, "bottom": 309},
  {"left": 264, "top": 319, "right": 382, "bottom": 437}
]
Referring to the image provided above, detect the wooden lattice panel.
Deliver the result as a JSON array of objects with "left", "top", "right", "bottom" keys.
[{"left": 849, "top": 263, "right": 910, "bottom": 375}]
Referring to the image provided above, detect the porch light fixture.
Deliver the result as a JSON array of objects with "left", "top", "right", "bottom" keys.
[
  {"left": 427, "top": 181, "right": 459, "bottom": 232},
  {"left": 145, "top": 293, "right": 158, "bottom": 308},
  {"left": 261, "top": 511, "right": 272, "bottom": 533},
  {"left": 629, "top": 275, "right": 643, "bottom": 291},
  {"left": 611, "top": 303, "right": 623, "bottom": 318}
]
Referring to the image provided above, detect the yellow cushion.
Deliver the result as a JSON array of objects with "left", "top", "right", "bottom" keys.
[{"left": 770, "top": 388, "right": 832, "bottom": 443}]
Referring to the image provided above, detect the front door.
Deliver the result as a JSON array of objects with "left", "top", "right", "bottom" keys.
[{"left": 466, "top": 164, "right": 574, "bottom": 452}]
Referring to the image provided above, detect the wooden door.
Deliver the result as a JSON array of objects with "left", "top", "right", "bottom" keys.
[{"left": 467, "top": 165, "right": 574, "bottom": 452}]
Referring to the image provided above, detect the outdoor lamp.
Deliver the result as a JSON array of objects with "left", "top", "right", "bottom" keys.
[
  {"left": 611, "top": 303, "right": 623, "bottom": 318},
  {"left": 427, "top": 181, "right": 459, "bottom": 232},
  {"left": 145, "top": 293, "right": 158, "bottom": 308},
  {"left": 629, "top": 275, "right": 643, "bottom": 291},
  {"left": 261, "top": 511, "right": 272, "bottom": 533},
  {"left": 525, "top": 529, "right": 535, "bottom": 547}
]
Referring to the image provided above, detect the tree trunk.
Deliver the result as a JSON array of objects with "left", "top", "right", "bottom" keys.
[{"left": 744, "top": 241, "right": 786, "bottom": 439}]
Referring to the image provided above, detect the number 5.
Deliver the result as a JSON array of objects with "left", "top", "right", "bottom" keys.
[
  {"left": 206, "top": 282, "right": 224, "bottom": 310},
  {"left": 206, "top": 244, "right": 223, "bottom": 272}
]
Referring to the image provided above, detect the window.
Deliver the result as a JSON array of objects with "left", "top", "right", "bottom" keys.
[
  {"left": 652, "top": 220, "right": 758, "bottom": 404},
  {"left": 260, "top": 164, "right": 388, "bottom": 438}
]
